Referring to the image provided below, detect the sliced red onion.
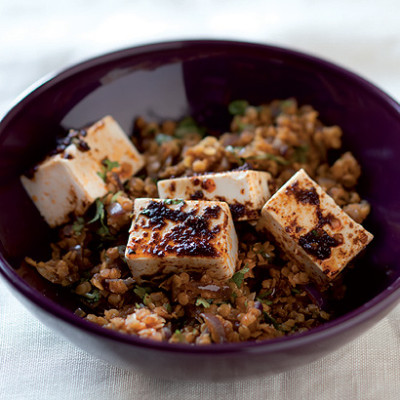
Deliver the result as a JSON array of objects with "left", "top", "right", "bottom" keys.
[
  {"left": 303, "top": 284, "right": 327, "bottom": 309},
  {"left": 200, "top": 313, "right": 226, "bottom": 344},
  {"left": 254, "top": 301, "right": 264, "bottom": 312}
]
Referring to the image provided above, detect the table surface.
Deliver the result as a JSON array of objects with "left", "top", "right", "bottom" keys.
[{"left": 1, "top": 1, "right": 400, "bottom": 399}]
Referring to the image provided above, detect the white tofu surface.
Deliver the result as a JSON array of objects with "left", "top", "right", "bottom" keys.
[
  {"left": 157, "top": 170, "right": 271, "bottom": 221},
  {"left": 21, "top": 116, "right": 144, "bottom": 227},
  {"left": 257, "top": 169, "right": 373, "bottom": 286},
  {"left": 125, "top": 198, "right": 238, "bottom": 281}
]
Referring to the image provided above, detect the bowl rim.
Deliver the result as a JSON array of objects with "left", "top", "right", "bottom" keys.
[{"left": 1, "top": 38, "right": 400, "bottom": 355}]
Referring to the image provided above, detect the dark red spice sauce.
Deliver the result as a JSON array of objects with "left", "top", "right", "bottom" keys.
[
  {"left": 139, "top": 201, "right": 222, "bottom": 257},
  {"left": 286, "top": 182, "right": 340, "bottom": 260}
]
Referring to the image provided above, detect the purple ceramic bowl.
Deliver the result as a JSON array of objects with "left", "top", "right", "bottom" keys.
[{"left": 1, "top": 40, "right": 400, "bottom": 380}]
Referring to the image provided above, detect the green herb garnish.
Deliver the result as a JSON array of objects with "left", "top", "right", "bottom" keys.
[
  {"left": 72, "top": 217, "right": 85, "bottom": 235},
  {"left": 97, "top": 158, "right": 120, "bottom": 182},
  {"left": 256, "top": 297, "right": 273, "bottom": 306},
  {"left": 88, "top": 198, "right": 111, "bottom": 237},
  {"left": 155, "top": 133, "right": 174, "bottom": 145},
  {"left": 133, "top": 285, "right": 151, "bottom": 299},
  {"left": 195, "top": 297, "right": 211, "bottom": 308},
  {"left": 143, "top": 293, "right": 151, "bottom": 306},
  {"left": 88, "top": 199, "right": 104, "bottom": 224},
  {"left": 173, "top": 329, "right": 185, "bottom": 342},
  {"left": 163, "top": 303, "right": 172, "bottom": 313},
  {"left": 254, "top": 247, "right": 272, "bottom": 260},
  {"left": 293, "top": 145, "right": 309, "bottom": 164},
  {"left": 230, "top": 266, "right": 250, "bottom": 288},
  {"left": 117, "top": 245, "right": 127, "bottom": 264},
  {"left": 175, "top": 117, "right": 206, "bottom": 138},
  {"left": 228, "top": 99, "right": 249, "bottom": 116},
  {"left": 291, "top": 288, "right": 301, "bottom": 295},
  {"left": 280, "top": 99, "right": 296, "bottom": 110},
  {"left": 111, "top": 191, "right": 123, "bottom": 203},
  {"left": 83, "top": 289, "right": 101, "bottom": 303},
  {"left": 258, "top": 289, "right": 273, "bottom": 299},
  {"left": 263, "top": 311, "right": 280, "bottom": 329},
  {"left": 237, "top": 122, "right": 255, "bottom": 132},
  {"left": 163, "top": 199, "right": 184, "bottom": 205}
]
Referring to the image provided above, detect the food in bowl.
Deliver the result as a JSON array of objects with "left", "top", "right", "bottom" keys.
[{"left": 21, "top": 98, "right": 373, "bottom": 344}]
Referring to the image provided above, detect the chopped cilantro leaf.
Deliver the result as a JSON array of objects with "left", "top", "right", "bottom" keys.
[
  {"left": 111, "top": 191, "right": 123, "bottom": 203},
  {"left": 88, "top": 198, "right": 111, "bottom": 237},
  {"left": 258, "top": 289, "right": 273, "bottom": 299},
  {"left": 97, "top": 158, "right": 120, "bottom": 182},
  {"left": 173, "top": 329, "right": 185, "bottom": 342},
  {"left": 163, "top": 199, "right": 184, "bottom": 205},
  {"left": 88, "top": 198, "right": 105, "bottom": 224},
  {"left": 230, "top": 266, "right": 250, "bottom": 288},
  {"left": 195, "top": 297, "right": 211, "bottom": 308},
  {"left": 133, "top": 286, "right": 151, "bottom": 299},
  {"left": 175, "top": 117, "right": 205, "bottom": 138},
  {"left": 236, "top": 122, "right": 255, "bottom": 132},
  {"left": 155, "top": 133, "right": 174, "bottom": 145},
  {"left": 143, "top": 293, "right": 151, "bottom": 306},
  {"left": 228, "top": 100, "right": 249, "bottom": 116},
  {"left": 280, "top": 99, "right": 296, "bottom": 110},
  {"left": 117, "top": 245, "right": 127, "bottom": 263},
  {"left": 163, "top": 303, "right": 172, "bottom": 313},
  {"left": 96, "top": 225, "right": 110, "bottom": 236},
  {"left": 293, "top": 145, "right": 309, "bottom": 164},
  {"left": 83, "top": 289, "right": 101, "bottom": 303},
  {"left": 257, "top": 297, "right": 273, "bottom": 305},
  {"left": 263, "top": 311, "right": 280, "bottom": 329},
  {"left": 255, "top": 248, "right": 272, "bottom": 260},
  {"left": 72, "top": 217, "right": 85, "bottom": 235}
]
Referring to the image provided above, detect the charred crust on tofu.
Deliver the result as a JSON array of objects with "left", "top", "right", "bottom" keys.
[
  {"left": 286, "top": 181, "right": 320, "bottom": 205},
  {"left": 190, "top": 190, "right": 205, "bottom": 200},
  {"left": 229, "top": 201, "right": 259, "bottom": 220},
  {"left": 286, "top": 180, "right": 342, "bottom": 260},
  {"left": 129, "top": 201, "right": 223, "bottom": 258},
  {"left": 229, "top": 203, "right": 246, "bottom": 219},
  {"left": 298, "top": 228, "right": 340, "bottom": 260},
  {"left": 50, "top": 129, "right": 90, "bottom": 156}
]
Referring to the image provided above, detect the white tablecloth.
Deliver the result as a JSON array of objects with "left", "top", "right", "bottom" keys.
[{"left": 1, "top": 1, "right": 400, "bottom": 398}]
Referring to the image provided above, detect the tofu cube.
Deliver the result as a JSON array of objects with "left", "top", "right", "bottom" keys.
[
  {"left": 157, "top": 170, "right": 271, "bottom": 221},
  {"left": 125, "top": 198, "right": 238, "bottom": 281},
  {"left": 21, "top": 116, "right": 144, "bottom": 227},
  {"left": 257, "top": 169, "right": 373, "bottom": 286}
]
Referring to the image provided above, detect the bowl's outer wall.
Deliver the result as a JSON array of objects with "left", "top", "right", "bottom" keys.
[
  {"left": 3, "top": 275, "right": 400, "bottom": 381},
  {"left": 1, "top": 40, "right": 400, "bottom": 379}
]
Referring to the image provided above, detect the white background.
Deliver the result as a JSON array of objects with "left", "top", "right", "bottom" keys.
[{"left": 1, "top": 1, "right": 400, "bottom": 399}]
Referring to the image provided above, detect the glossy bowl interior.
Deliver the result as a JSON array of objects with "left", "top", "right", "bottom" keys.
[{"left": 1, "top": 40, "right": 400, "bottom": 380}]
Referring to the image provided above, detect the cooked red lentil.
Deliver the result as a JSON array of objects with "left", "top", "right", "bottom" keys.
[{"left": 25, "top": 98, "right": 371, "bottom": 344}]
